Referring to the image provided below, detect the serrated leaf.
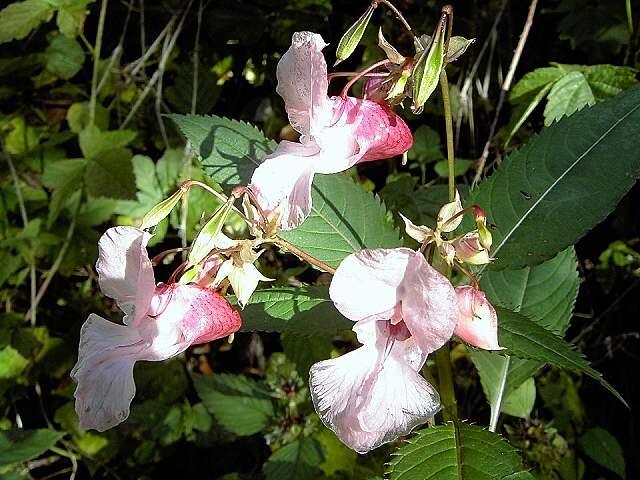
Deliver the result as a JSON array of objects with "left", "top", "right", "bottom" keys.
[
  {"left": 45, "top": 34, "right": 84, "bottom": 79},
  {"left": 578, "top": 427, "right": 626, "bottom": 478},
  {"left": 581, "top": 64, "right": 638, "bottom": 101},
  {"left": 168, "top": 113, "right": 276, "bottom": 191},
  {"left": 468, "top": 85, "right": 640, "bottom": 270},
  {"left": 0, "top": 0, "right": 54, "bottom": 45},
  {"left": 510, "top": 66, "right": 564, "bottom": 104},
  {"left": 0, "top": 429, "right": 64, "bottom": 466},
  {"left": 387, "top": 422, "right": 528, "bottom": 479},
  {"left": 497, "top": 307, "right": 626, "bottom": 406},
  {"left": 240, "top": 286, "right": 351, "bottom": 336},
  {"left": 191, "top": 372, "right": 274, "bottom": 436},
  {"left": 279, "top": 175, "right": 402, "bottom": 268},
  {"left": 472, "top": 249, "right": 578, "bottom": 418},
  {"left": 264, "top": 437, "right": 324, "bottom": 480},
  {"left": 84, "top": 148, "right": 137, "bottom": 200},
  {"left": 543, "top": 71, "right": 595, "bottom": 126}
]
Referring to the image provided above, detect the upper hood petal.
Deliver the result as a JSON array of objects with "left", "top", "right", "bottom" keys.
[
  {"left": 399, "top": 252, "right": 458, "bottom": 355},
  {"left": 95, "top": 226, "right": 155, "bottom": 326},
  {"left": 454, "top": 286, "right": 501, "bottom": 350},
  {"left": 330, "top": 248, "right": 416, "bottom": 323},
  {"left": 276, "top": 32, "right": 331, "bottom": 139}
]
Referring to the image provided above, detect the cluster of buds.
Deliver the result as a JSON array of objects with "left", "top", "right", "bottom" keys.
[{"left": 400, "top": 190, "right": 493, "bottom": 272}]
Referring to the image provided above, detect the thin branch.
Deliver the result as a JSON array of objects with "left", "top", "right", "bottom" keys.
[
  {"left": 272, "top": 236, "right": 337, "bottom": 275},
  {"left": 473, "top": 0, "right": 538, "bottom": 186},
  {"left": 89, "top": 0, "right": 109, "bottom": 126},
  {"left": 191, "top": 0, "right": 203, "bottom": 114}
]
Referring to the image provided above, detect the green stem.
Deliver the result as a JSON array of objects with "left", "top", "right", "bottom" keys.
[
  {"left": 89, "top": 0, "right": 109, "bottom": 126},
  {"left": 440, "top": 70, "right": 456, "bottom": 202},
  {"left": 435, "top": 343, "right": 457, "bottom": 421}
]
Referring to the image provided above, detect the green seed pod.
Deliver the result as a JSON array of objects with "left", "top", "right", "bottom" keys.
[
  {"left": 188, "top": 198, "right": 234, "bottom": 266},
  {"left": 334, "top": 4, "right": 376, "bottom": 66},
  {"left": 140, "top": 188, "right": 185, "bottom": 230},
  {"left": 411, "top": 16, "right": 447, "bottom": 113}
]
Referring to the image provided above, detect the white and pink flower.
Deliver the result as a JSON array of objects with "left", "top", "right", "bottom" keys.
[
  {"left": 309, "top": 248, "right": 459, "bottom": 453},
  {"left": 71, "top": 226, "right": 241, "bottom": 431},
  {"left": 249, "top": 32, "right": 413, "bottom": 230}
]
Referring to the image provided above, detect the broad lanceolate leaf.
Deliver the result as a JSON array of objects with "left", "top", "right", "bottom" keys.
[
  {"left": 497, "top": 307, "right": 626, "bottom": 406},
  {"left": 578, "top": 427, "right": 626, "bottom": 479},
  {"left": 241, "top": 286, "right": 351, "bottom": 336},
  {"left": 0, "top": 428, "right": 64, "bottom": 466},
  {"left": 469, "top": 85, "right": 640, "bottom": 270},
  {"left": 387, "top": 422, "right": 529, "bottom": 479},
  {"left": 0, "top": 0, "right": 54, "bottom": 45},
  {"left": 264, "top": 437, "right": 324, "bottom": 480},
  {"left": 279, "top": 175, "right": 402, "bottom": 268},
  {"left": 543, "top": 71, "right": 595, "bottom": 126},
  {"left": 472, "top": 249, "right": 578, "bottom": 419},
  {"left": 168, "top": 114, "right": 276, "bottom": 191},
  {"left": 191, "top": 373, "right": 274, "bottom": 436}
]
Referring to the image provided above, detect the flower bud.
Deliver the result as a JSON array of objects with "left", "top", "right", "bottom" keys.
[
  {"left": 474, "top": 207, "right": 492, "bottom": 250},
  {"left": 335, "top": 4, "right": 376, "bottom": 66},
  {"left": 188, "top": 198, "right": 233, "bottom": 266},
  {"left": 436, "top": 190, "right": 462, "bottom": 233},
  {"left": 140, "top": 188, "right": 185, "bottom": 230},
  {"left": 452, "top": 231, "right": 491, "bottom": 265},
  {"left": 411, "top": 15, "right": 446, "bottom": 113},
  {"left": 454, "top": 285, "right": 501, "bottom": 350}
]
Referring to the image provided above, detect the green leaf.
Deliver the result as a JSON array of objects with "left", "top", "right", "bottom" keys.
[
  {"left": 264, "top": 437, "right": 324, "bottom": 480},
  {"left": 79, "top": 126, "right": 137, "bottom": 159},
  {"left": 510, "top": 66, "right": 564, "bottom": 104},
  {"left": 315, "top": 429, "right": 357, "bottom": 477},
  {"left": 497, "top": 307, "right": 626, "bottom": 406},
  {"left": 168, "top": 114, "right": 276, "bottom": 191},
  {"left": 407, "top": 125, "right": 443, "bottom": 164},
  {"left": 434, "top": 158, "right": 472, "bottom": 178},
  {"left": 501, "top": 377, "right": 535, "bottom": 418},
  {"left": 0, "top": 346, "right": 29, "bottom": 380},
  {"left": 45, "top": 34, "right": 84, "bottom": 79},
  {"left": 191, "top": 373, "right": 274, "bottom": 436},
  {"left": 84, "top": 148, "right": 137, "bottom": 200},
  {"left": 581, "top": 64, "right": 638, "bottom": 101},
  {"left": 468, "top": 85, "right": 640, "bottom": 270},
  {"left": 472, "top": 249, "right": 578, "bottom": 418},
  {"left": 481, "top": 248, "right": 579, "bottom": 335},
  {"left": 55, "top": 0, "right": 94, "bottom": 37},
  {"left": 386, "top": 422, "right": 528, "bottom": 479},
  {"left": 279, "top": 175, "right": 401, "bottom": 268},
  {"left": 0, "top": 0, "right": 54, "bottom": 45},
  {"left": 240, "top": 286, "right": 351, "bottom": 336},
  {"left": 543, "top": 71, "right": 595, "bottom": 126},
  {"left": 42, "top": 158, "right": 87, "bottom": 226},
  {"left": 281, "top": 333, "right": 333, "bottom": 382},
  {"left": 0, "top": 429, "right": 64, "bottom": 466},
  {"left": 578, "top": 427, "right": 626, "bottom": 478}
]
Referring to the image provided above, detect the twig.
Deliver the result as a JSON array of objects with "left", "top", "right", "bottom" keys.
[
  {"left": 25, "top": 198, "right": 81, "bottom": 321},
  {"left": 191, "top": 0, "right": 203, "bottom": 114},
  {"left": 89, "top": 0, "right": 109, "bottom": 126},
  {"left": 472, "top": 0, "right": 538, "bottom": 187},
  {"left": 440, "top": 70, "right": 456, "bottom": 202},
  {"left": 377, "top": 0, "right": 415, "bottom": 38},
  {"left": 272, "top": 236, "right": 336, "bottom": 275},
  {"left": 155, "top": 33, "right": 171, "bottom": 149}
]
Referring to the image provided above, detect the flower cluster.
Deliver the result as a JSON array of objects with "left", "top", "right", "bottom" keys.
[{"left": 72, "top": 26, "right": 495, "bottom": 458}]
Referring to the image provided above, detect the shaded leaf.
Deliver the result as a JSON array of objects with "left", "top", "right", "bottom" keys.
[
  {"left": 45, "top": 34, "right": 84, "bottom": 79},
  {"left": 279, "top": 175, "right": 401, "bottom": 268},
  {"left": 0, "top": 0, "right": 54, "bottom": 45},
  {"left": 543, "top": 71, "right": 595, "bottom": 126},
  {"left": 0, "top": 429, "right": 64, "bottom": 466},
  {"left": 84, "top": 148, "right": 137, "bottom": 200},
  {"left": 579, "top": 427, "right": 626, "bottom": 478},
  {"left": 264, "top": 437, "right": 324, "bottom": 480}
]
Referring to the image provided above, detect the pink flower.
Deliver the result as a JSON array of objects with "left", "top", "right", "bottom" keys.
[
  {"left": 309, "top": 248, "right": 459, "bottom": 453},
  {"left": 249, "top": 32, "right": 413, "bottom": 230},
  {"left": 71, "top": 227, "right": 241, "bottom": 431},
  {"left": 454, "top": 286, "right": 501, "bottom": 350}
]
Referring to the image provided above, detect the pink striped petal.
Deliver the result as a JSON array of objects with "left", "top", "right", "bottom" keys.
[{"left": 454, "top": 286, "right": 501, "bottom": 350}]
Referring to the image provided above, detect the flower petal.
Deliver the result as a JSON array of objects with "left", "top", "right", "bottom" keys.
[
  {"left": 276, "top": 32, "right": 331, "bottom": 138},
  {"left": 71, "top": 314, "right": 147, "bottom": 431},
  {"left": 249, "top": 140, "right": 319, "bottom": 230},
  {"left": 309, "top": 320, "right": 439, "bottom": 453},
  {"left": 454, "top": 286, "right": 501, "bottom": 350},
  {"left": 329, "top": 248, "right": 416, "bottom": 322},
  {"left": 400, "top": 252, "right": 458, "bottom": 355},
  {"left": 95, "top": 226, "right": 155, "bottom": 325}
]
